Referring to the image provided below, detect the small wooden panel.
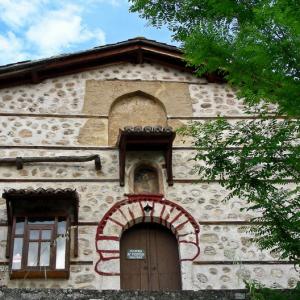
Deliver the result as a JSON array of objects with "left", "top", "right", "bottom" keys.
[{"left": 120, "top": 223, "right": 181, "bottom": 291}]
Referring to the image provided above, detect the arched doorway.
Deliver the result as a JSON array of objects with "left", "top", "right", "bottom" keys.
[
  {"left": 95, "top": 194, "right": 200, "bottom": 289},
  {"left": 120, "top": 222, "right": 181, "bottom": 291}
]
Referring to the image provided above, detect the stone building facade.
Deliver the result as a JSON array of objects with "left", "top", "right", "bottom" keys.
[{"left": 0, "top": 38, "right": 297, "bottom": 291}]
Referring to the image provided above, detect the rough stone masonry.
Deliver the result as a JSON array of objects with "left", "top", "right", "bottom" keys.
[{"left": 0, "top": 40, "right": 297, "bottom": 292}]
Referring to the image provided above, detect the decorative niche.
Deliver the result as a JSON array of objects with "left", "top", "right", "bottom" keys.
[
  {"left": 134, "top": 165, "right": 160, "bottom": 194},
  {"left": 108, "top": 91, "right": 168, "bottom": 146},
  {"left": 117, "top": 126, "right": 176, "bottom": 187}
]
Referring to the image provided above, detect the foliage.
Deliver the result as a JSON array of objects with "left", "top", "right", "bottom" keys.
[
  {"left": 245, "top": 280, "right": 300, "bottom": 300},
  {"left": 129, "top": 0, "right": 300, "bottom": 116},
  {"left": 130, "top": 0, "right": 300, "bottom": 269},
  {"left": 178, "top": 113, "right": 300, "bottom": 264}
]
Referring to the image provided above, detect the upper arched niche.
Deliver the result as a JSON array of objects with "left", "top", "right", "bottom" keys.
[{"left": 108, "top": 91, "right": 167, "bottom": 145}]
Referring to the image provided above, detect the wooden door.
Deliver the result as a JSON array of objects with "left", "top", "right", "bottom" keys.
[{"left": 120, "top": 223, "right": 181, "bottom": 291}]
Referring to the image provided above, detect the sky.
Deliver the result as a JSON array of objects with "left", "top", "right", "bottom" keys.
[{"left": 0, "top": 0, "right": 176, "bottom": 66}]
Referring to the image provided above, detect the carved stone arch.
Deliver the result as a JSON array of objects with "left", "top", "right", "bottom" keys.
[
  {"left": 108, "top": 90, "right": 168, "bottom": 116},
  {"left": 126, "top": 160, "right": 164, "bottom": 194},
  {"left": 108, "top": 91, "right": 168, "bottom": 145},
  {"left": 95, "top": 194, "right": 200, "bottom": 278}
]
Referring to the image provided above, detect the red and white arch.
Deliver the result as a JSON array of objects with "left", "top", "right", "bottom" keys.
[{"left": 95, "top": 194, "right": 200, "bottom": 276}]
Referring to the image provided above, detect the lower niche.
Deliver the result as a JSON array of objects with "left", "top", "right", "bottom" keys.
[{"left": 134, "top": 166, "right": 159, "bottom": 194}]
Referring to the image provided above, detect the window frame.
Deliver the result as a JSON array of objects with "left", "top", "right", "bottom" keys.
[{"left": 9, "top": 213, "right": 70, "bottom": 279}]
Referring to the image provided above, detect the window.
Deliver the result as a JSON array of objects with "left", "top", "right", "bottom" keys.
[
  {"left": 11, "top": 216, "right": 69, "bottom": 278},
  {"left": 2, "top": 188, "right": 78, "bottom": 279}
]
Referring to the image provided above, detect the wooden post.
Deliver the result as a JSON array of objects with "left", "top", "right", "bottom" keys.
[
  {"left": 119, "top": 142, "right": 126, "bottom": 186},
  {"left": 74, "top": 225, "right": 78, "bottom": 258}
]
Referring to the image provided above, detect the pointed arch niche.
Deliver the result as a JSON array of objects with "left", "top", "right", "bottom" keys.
[
  {"left": 108, "top": 91, "right": 167, "bottom": 145},
  {"left": 95, "top": 194, "right": 200, "bottom": 290}
]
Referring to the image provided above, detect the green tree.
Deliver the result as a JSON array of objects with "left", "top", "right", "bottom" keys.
[
  {"left": 130, "top": 0, "right": 300, "bottom": 266},
  {"left": 178, "top": 116, "right": 300, "bottom": 264},
  {"left": 130, "top": 0, "right": 300, "bottom": 116}
]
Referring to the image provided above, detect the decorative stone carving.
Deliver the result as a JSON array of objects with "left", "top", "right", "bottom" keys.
[{"left": 108, "top": 92, "right": 168, "bottom": 145}]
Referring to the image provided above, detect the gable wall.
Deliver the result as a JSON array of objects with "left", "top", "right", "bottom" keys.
[{"left": 0, "top": 62, "right": 297, "bottom": 290}]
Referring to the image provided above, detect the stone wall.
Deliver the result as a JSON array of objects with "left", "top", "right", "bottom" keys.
[
  {"left": 0, "top": 63, "right": 251, "bottom": 148},
  {"left": 0, "top": 288, "right": 252, "bottom": 300},
  {"left": 0, "top": 63, "right": 201, "bottom": 115},
  {"left": 0, "top": 62, "right": 297, "bottom": 290}
]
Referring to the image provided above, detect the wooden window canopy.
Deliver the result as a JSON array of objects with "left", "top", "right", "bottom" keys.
[
  {"left": 117, "top": 126, "right": 176, "bottom": 187},
  {"left": 2, "top": 188, "right": 79, "bottom": 258}
]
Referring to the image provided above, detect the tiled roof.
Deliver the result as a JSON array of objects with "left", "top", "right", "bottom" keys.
[
  {"left": 2, "top": 188, "right": 78, "bottom": 199},
  {"left": 0, "top": 37, "right": 226, "bottom": 88},
  {"left": 0, "top": 37, "right": 189, "bottom": 88},
  {"left": 0, "top": 37, "right": 181, "bottom": 71},
  {"left": 123, "top": 126, "right": 174, "bottom": 134}
]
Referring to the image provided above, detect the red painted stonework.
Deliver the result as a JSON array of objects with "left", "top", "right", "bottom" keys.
[{"left": 95, "top": 194, "right": 200, "bottom": 276}]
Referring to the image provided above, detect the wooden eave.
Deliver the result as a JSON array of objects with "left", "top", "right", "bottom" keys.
[
  {"left": 0, "top": 38, "right": 188, "bottom": 89},
  {"left": 0, "top": 38, "right": 226, "bottom": 89},
  {"left": 3, "top": 188, "right": 80, "bottom": 258},
  {"left": 2, "top": 188, "right": 79, "bottom": 225}
]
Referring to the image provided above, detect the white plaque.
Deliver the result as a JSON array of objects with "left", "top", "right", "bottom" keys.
[{"left": 127, "top": 249, "right": 145, "bottom": 260}]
